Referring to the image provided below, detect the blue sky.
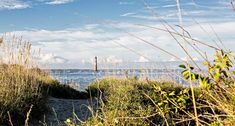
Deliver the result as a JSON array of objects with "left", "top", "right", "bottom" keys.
[{"left": 0, "top": 0, "right": 235, "bottom": 68}]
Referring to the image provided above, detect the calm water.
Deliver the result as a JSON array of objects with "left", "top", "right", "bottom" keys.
[{"left": 48, "top": 69, "right": 186, "bottom": 91}]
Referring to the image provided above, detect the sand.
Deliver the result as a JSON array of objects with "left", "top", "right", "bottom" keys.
[{"left": 30, "top": 97, "right": 98, "bottom": 126}]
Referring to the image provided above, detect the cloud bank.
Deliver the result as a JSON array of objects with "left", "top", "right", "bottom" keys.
[{"left": 5, "top": 21, "right": 235, "bottom": 68}]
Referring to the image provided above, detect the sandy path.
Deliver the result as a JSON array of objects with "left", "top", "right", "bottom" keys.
[{"left": 31, "top": 97, "right": 98, "bottom": 126}]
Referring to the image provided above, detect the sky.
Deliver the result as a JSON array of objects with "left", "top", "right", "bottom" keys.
[{"left": 0, "top": 0, "right": 235, "bottom": 68}]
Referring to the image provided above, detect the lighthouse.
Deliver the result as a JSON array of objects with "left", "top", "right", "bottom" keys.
[{"left": 94, "top": 56, "right": 98, "bottom": 72}]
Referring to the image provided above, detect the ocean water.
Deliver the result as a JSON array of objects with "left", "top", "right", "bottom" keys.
[{"left": 48, "top": 69, "right": 186, "bottom": 91}]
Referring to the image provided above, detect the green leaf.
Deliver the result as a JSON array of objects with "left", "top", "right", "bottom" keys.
[
  {"left": 179, "top": 64, "right": 186, "bottom": 69},
  {"left": 163, "top": 100, "right": 168, "bottom": 104},
  {"left": 221, "top": 49, "right": 225, "bottom": 56},
  {"left": 158, "top": 102, "right": 163, "bottom": 106},
  {"left": 191, "top": 73, "right": 196, "bottom": 81},
  {"left": 202, "top": 61, "right": 209, "bottom": 66},
  {"left": 169, "top": 91, "right": 175, "bottom": 96},
  {"left": 182, "top": 70, "right": 190, "bottom": 79},
  {"left": 183, "top": 89, "right": 189, "bottom": 94},
  {"left": 161, "top": 91, "right": 167, "bottom": 95},
  {"left": 190, "top": 66, "right": 194, "bottom": 70},
  {"left": 221, "top": 70, "right": 228, "bottom": 77}
]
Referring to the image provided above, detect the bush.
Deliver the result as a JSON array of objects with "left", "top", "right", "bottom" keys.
[
  {"left": 180, "top": 50, "right": 235, "bottom": 125},
  {"left": 44, "top": 82, "right": 89, "bottom": 99},
  {"left": 83, "top": 78, "right": 216, "bottom": 125}
]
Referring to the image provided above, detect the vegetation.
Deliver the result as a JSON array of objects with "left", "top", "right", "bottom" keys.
[
  {"left": 0, "top": 64, "right": 47, "bottom": 125},
  {"left": 80, "top": 78, "right": 208, "bottom": 125},
  {"left": 64, "top": 50, "right": 235, "bottom": 126},
  {"left": 180, "top": 50, "right": 235, "bottom": 125},
  {"left": 0, "top": 35, "right": 85, "bottom": 125},
  {"left": 1, "top": 2, "right": 235, "bottom": 124},
  {"left": 44, "top": 80, "right": 89, "bottom": 99}
]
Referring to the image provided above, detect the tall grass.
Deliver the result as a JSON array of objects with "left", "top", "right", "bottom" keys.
[
  {"left": 69, "top": 52, "right": 234, "bottom": 125},
  {"left": 0, "top": 35, "right": 46, "bottom": 125},
  {"left": 0, "top": 35, "right": 85, "bottom": 125},
  {"left": 0, "top": 34, "right": 93, "bottom": 125},
  {"left": 76, "top": 77, "right": 224, "bottom": 125},
  {"left": 64, "top": 1, "right": 235, "bottom": 125}
]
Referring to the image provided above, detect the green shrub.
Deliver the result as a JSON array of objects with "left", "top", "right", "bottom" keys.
[
  {"left": 83, "top": 78, "right": 215, "bottom": 125},
  {"left": 180, "top": 50, "right": 235, "bottom": 125}
]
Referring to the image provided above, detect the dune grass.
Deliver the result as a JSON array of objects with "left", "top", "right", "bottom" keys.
[
  {"left": 81, "top": 78, "right": 209, "bottom": 125},
  {"left": 0, "top": 64, "right": 88, "bottom": 125},
  {"left": 64, "top": 50, "right": 234, "bottom": 126},
  {"left": 0, "top": 35, "right": 87, "bottom": 125},
  {"left": 0, "top": 64, "right": 48, "bottom": 125}
]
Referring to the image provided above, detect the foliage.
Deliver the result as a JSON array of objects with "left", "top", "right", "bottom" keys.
[
  {"left": 72, "top": 50, "right": 235, "bottom": 125},
  {"left": 180, "top": 49, "right": 235, "bottom": 125},
  {"left": 81, "top": 78, "right": 214, "bottom": 125},
  {"left": 180, "top": 50, "right": 235, "bottom": 89}
]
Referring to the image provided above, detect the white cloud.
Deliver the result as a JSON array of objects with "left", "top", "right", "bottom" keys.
[
  {"left": 12, "top": 29, "right": 115, "bottom": 43},
  {"left": 120, "top": 12, "right": 136, "bottom": 17},
  {"left": 185, "top": 22, "right": 235, "bottom": 36},
  {"left": 162, "top": 4, "right": 177, "bottom": 8},
  {"left": 119, "top": 2, "right": 134, "bottom": 5},
  {"left": 102, "top": 56, "right": 123, "bottom": 63},
  {"left": 169, "top": 57, "right": 176, "bottom": 62},
  {"left": 0, "top": 0, "right": 30, "bottom": 10},
  {"left": 3, "top": 21, "right": 235, "bottom": 68},
  {"left": 45, "top": 0, "right": 74, "bottom": 5},
  {"left": 37, "top": 53, "right": 68, "bottom": 64},
  {"left": 84, "top": 24, "right": 99, "bottom": 30},
  {"left": 138, "top": 56, "right": 149, "bottom": 62},
  {"left": 180, "top": 57, "right": 199, "bottom": 62}
]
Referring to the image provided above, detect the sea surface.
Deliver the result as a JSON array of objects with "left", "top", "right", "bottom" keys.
[{"left": 48, "top": 69, "right": 186, "bottom": 91}]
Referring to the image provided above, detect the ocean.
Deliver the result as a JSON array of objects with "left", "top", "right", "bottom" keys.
[{"left": 48, "top": 69, "right": 186, "bottom": 91}]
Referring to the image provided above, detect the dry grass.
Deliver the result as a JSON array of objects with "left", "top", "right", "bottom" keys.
[
  {"left": 0, "top": 35, "right": 48, "bottom": 125},
  {"left": 0, "top": 35, "right": 85, "bottom": 125},
  {"left": 65, "top": 1, "right": 235, "bottom": 125},
  {"left": 0, "top": 34, "right": 92, "bottom": 125}
]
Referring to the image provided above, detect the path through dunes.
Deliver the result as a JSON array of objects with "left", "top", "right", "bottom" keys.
[{"left": 31, "top": 97, "right": 98, "bottom": 126}]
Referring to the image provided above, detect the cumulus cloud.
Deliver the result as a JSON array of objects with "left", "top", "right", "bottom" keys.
[
  {"left": 45, "top": 0, "right": 74, "bottom": 5},
  {"left": 3, "top": 21, "right": 235, "bottom": 68},
  {"left": 0, "top": 0, "right": 30, "bottom": 10},
  {"left": 138, "top": 56, "right": 149, "bottom": 62},
  {"left": 169, "top": 57, "right": 177, "bottom": 62},
  {"left": 103, "top": 56, "right": 123, "bottom": 63},
  {"left": 37, "top": 54, "right": 68, "bottom": 64},
  {"left": 185, "top": 22, "right": 235, "bottom": 36},
  {"left": 180, "top": 57, "right": 199, "bottom": 62},
  {"left": 12, "top": 29, "right": 115, "bottom": 43}
]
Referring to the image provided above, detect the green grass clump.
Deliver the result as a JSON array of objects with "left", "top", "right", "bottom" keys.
[
  {"left": 44, "top": 81, "right": 89, "bottom": 99},
  {"left": 82, "top": 78, "right": 214, "bottom": 125},
  {"left": 31, "top": 68, "right": 89, "bottom": 99},
  {"left": 79, "top": 50, "right": 235, "bottom": 126}
]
